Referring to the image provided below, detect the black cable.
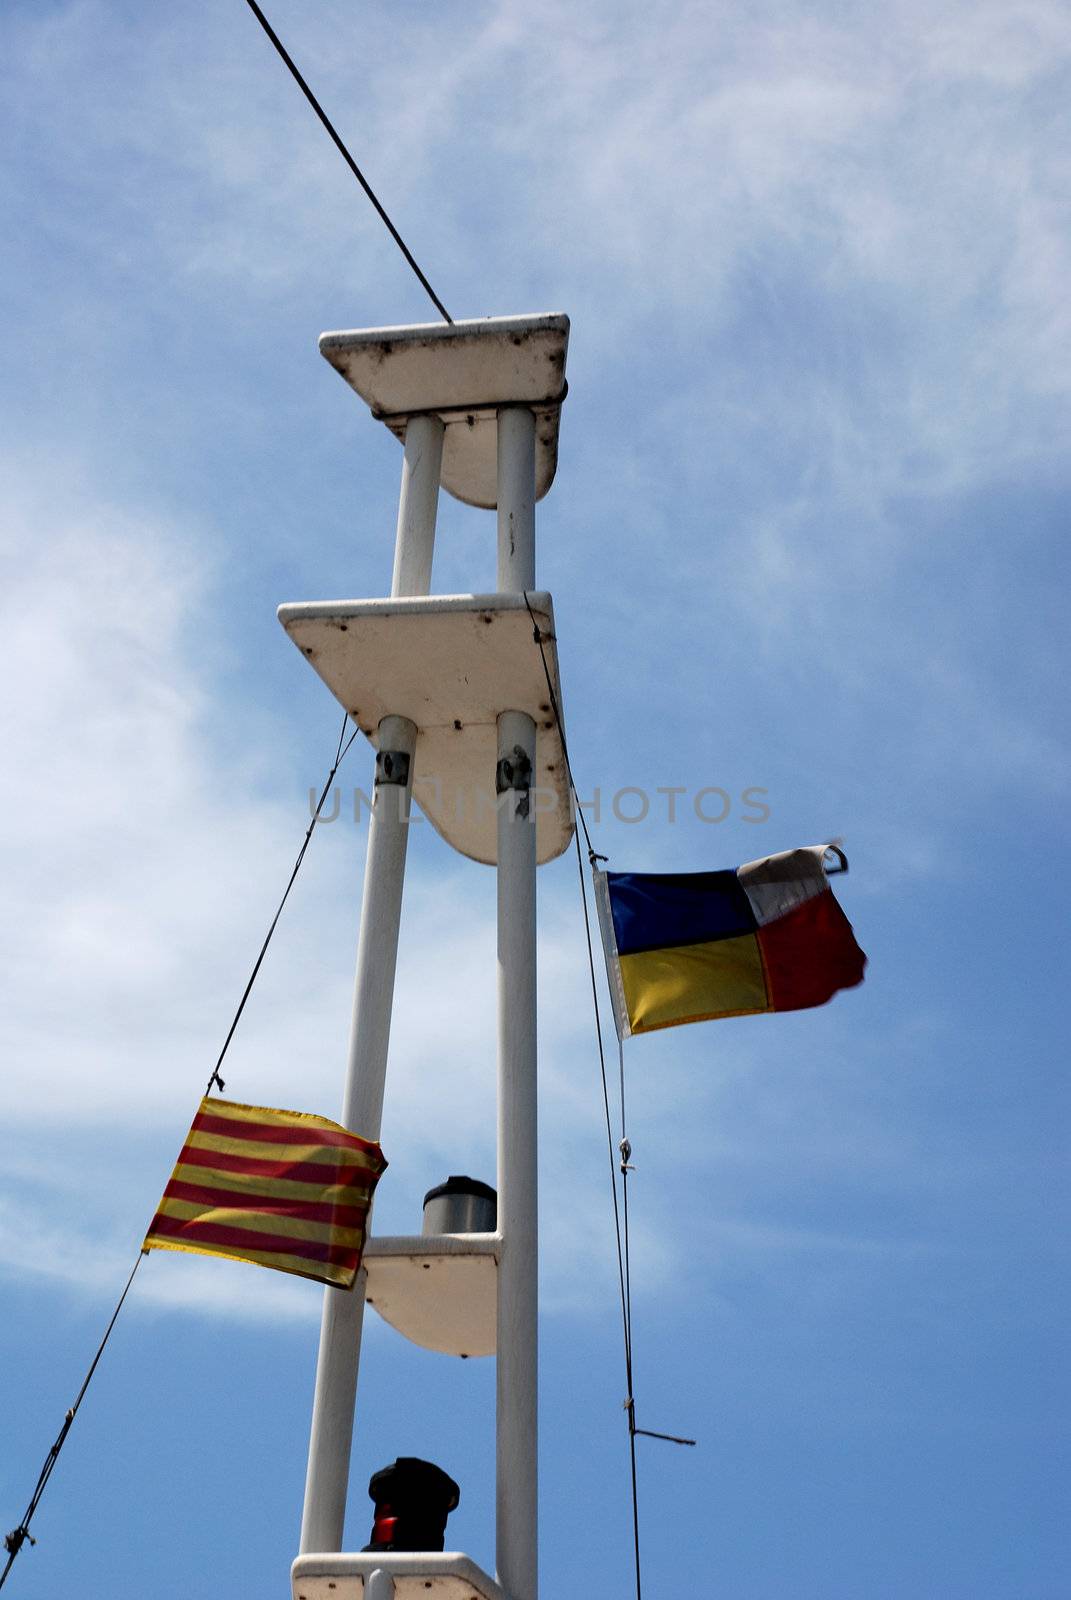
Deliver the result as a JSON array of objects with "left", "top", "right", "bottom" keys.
[
  {"left": 525, "top": 597, "right": 697, "bottom": 1593},
  {"left": 524, "top": 590, "right": 643, "bottom": 1594},
  {"left": 573, "top": 828, "right": 631, "bottom": 1365},
  {"left": 2, "top": 717, "right": 360, "bottom": 1586},
  {"left": 617, "top": 1030, "right": 643, "bottom": 1593},
  {"left": 1, "top": 1251, "right": 145, "bottom": 1590},
  {"left": 239, "top": 0, "right": 453, "bottom": 325},
  {"left": 521, "top": 591, "right": 603, "bottom": 866},
  {"left": 206, "top": 711, "right": 359, "bottom": 1097},
  {"left": 571, "top": 822, "right": 643, "bottom": 1600}
]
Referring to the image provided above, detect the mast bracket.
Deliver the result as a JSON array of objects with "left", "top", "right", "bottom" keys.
[
  {"left": 496, "top": 744, "right": 532, "bottom": 819},
  {"left": 375, "top": 749, "right": 411, "bottom": 788},
  {"left": 495, "top": 746, "right": 532, "bottom": 795}
]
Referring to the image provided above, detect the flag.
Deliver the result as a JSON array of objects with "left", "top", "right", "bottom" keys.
[
  {"left": 595, "top": 845, "right": 866, "bottom": 1038},
  {"left": 144, "top": 1097, "right": 386, "bottom": 1288}
]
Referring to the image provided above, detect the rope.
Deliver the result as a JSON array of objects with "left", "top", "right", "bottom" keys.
[
  {"left": 522, "top": 592, "right": 695, "bottom": 1599},
  {"left": 205, "top": 712, "right": 359, "bottom": 1097},
  {"left": 239, "top": 0, "right": 453, "bottom": 325},
  {"left": 617, "top": 1035, "right": 643, "bottom": 1598},
  {"left": 569, "top": 824, "right": 640, "bottom": 1594},
  {"left": 520, "top": 591, "right": 603, "bottom": 866},
  {"left": 0, "top": 1252, "right": 145, "bottom": 1589},
  {"left": 2, "top": 713, "right": 359, "bottom": 1586}
]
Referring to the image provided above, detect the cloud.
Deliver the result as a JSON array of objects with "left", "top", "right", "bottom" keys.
[
  {"left": 0, "top": 1185, "right": 322, "bottom": 1324},
  {"left": 0, "top": 459, "right": 309, "bottom": 1122}
]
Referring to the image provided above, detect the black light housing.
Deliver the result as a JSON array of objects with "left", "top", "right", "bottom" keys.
[{"left": 363, "top": 1457, "right": 461, "bottom": 1553}]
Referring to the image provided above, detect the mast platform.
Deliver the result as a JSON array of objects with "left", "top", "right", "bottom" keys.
[
  {"left": 278, "top": 592, "right": 572, "bottom": 865},
  {"left": 319, "top": 314, "right": 568, "bottom": 509},
  {"left": 363, "top": 1231, "right": 498, "bottom": 1359},
  {"left": 292, "top": 1551, "right": 506, "bottom": 1599}
]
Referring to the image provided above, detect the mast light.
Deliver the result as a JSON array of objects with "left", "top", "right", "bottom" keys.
[{"left": 363, "top": 1457, "right": 461, "bottom": 1554}]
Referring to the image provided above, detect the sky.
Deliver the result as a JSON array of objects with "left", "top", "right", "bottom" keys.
[{"left": 1, "top": 1, "right": 1068, "bottom": 1595}]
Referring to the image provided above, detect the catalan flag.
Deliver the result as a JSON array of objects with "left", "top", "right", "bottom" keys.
[
  {"left": 596, "top": 845, "right": 866, "bottom": 1038},
  {"left": 144, "top": 1097, "right": 386, "bottom": 1288}
]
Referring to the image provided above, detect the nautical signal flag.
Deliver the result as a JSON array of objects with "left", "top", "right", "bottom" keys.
[
  {"left": 144, "top": 1097, "right": 386, "bottom": 1288},
  {"left": 595, "top": 845, "right": 866, "bottom": 1038}
]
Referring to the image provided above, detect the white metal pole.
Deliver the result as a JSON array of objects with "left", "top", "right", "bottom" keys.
[
  {"left": 496, "top": 708, "right": 538, "bottom": 1600},
  {"left": 300, "top": 714, "right": 416, "bottom": 1553},
  {"left": 497, "top": 407, "right": 536, "bottom": 590},
  {"left": 365, "top": 1570, "right": 396, "bottom": 1600},
  {"left": 301, "top": 417, "right": 441, "bottom": 1554},
  {"left": 495, "top": 402, "right": 539, "bottom": 1600},
  {"left": 392, "top": 413, "right": 444, "bottom": 596}
]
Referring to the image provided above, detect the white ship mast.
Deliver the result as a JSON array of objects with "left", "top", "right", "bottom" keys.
[{"left": 280, "top": 314, "right": 572, "bottom": 1600}]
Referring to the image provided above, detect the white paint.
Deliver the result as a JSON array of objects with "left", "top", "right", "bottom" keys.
[
  {"left": 363, "top": 1232, "right": 499, "bottom": 1358},
  {"left": 299, "top": 401, "right": 441, "bottom": 1554},
  {"left": 300, "top": 713, "right": 417, "bottom": 1554},
  {"left": 318, "top": 315, "right": 569, "bottom": 510},
  {"left": 291, "top": 1551, "right": 507, "bottom": 1600},
  {"left": 495, "top": 708, "right": 539, "bottom": 1600},
  {"left": 392, "top": 414, "right": 444, "bottom": 596},
  {"left": 294, "top": 315, "right": 563, "bottom": 1594},
  {"left": 277, "top": 593, "right": 573, "bottom": 866},
  {"left": 496, "top": 408, "right": 536, "bottom": 591}
]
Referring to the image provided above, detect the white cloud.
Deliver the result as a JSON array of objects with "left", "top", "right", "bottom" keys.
[{"left": 0, "top": 462, "right": 299, "bottom": 1121}]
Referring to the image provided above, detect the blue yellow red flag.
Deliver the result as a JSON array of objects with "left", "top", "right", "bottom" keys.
[{"left": 595, "top": 845, "right": 866, "bottom": 1038}]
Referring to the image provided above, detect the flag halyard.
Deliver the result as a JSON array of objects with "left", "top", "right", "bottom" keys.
[{"left": 144, "top": 1097, "right": 386, "bottom": 1288}]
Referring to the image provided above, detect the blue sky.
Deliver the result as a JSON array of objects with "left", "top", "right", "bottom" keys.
[{"left": 1, "top": 1, "right": 1068, "bottom": 1596}]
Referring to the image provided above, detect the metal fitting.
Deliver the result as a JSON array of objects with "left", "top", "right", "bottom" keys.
[
  {"left": 375, "top": 749, "right": 411, "bottom": 788},
  {"left": 496, "top": 745, "right": 532, "bottom": 819},
  {"left": 495, "top": 746, "right": 532, "bottom": 795}
]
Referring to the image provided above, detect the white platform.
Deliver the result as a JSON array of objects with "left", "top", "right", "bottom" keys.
[
  {"left": 318, "top": 315, "right": 569, "bottom": 509},
  {"left": 364, "top": 1234, "right": 498, "bottom": 1359},
  {"left": 278, "top": 593, "right": 573, "bottom": 866},
  {"left": 292, "top": 1552, "right": 506, "bottom": 1600}
]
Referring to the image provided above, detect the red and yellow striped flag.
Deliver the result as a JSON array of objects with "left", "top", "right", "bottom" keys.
[{"left": 143, "top": 1097, "right": 386, "bottom": 1288}]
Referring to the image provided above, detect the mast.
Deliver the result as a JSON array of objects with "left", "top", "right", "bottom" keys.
[
  {"left": 495, "top": 402, "right": 539, "bottom": 1600},
  {"left": 281, "top": 315, "right": 571, "bottom": 1600}
]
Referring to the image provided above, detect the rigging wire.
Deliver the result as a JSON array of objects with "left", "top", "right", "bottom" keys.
[
  {"left": 522, "top": 592, "right": 696, "bottom": 1600},
  {"left": 239, "top": 0, "right": 453, "bottom": 325},
  {"left": 0, "top": 1251, "right": 144, "bottom": 1590},
  {"left": 617, "top": 1032, "right": 643, "bottom": 1599},
  {"left": 520, "top": 592, "right": 602, "bottom": 867},
  {"left": 206, "top": 711, "right": 359, "bottom": 1096},
  {"left": 2, "top": 713, "right": 359, "bottom": 1587},
  {"left": 572, "top": 824, "right": 643, "bottom": 1599}
]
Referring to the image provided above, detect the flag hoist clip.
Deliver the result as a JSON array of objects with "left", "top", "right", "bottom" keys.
[{"left": 280, "top": 314, "right": 571, "bottom": 1600}]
